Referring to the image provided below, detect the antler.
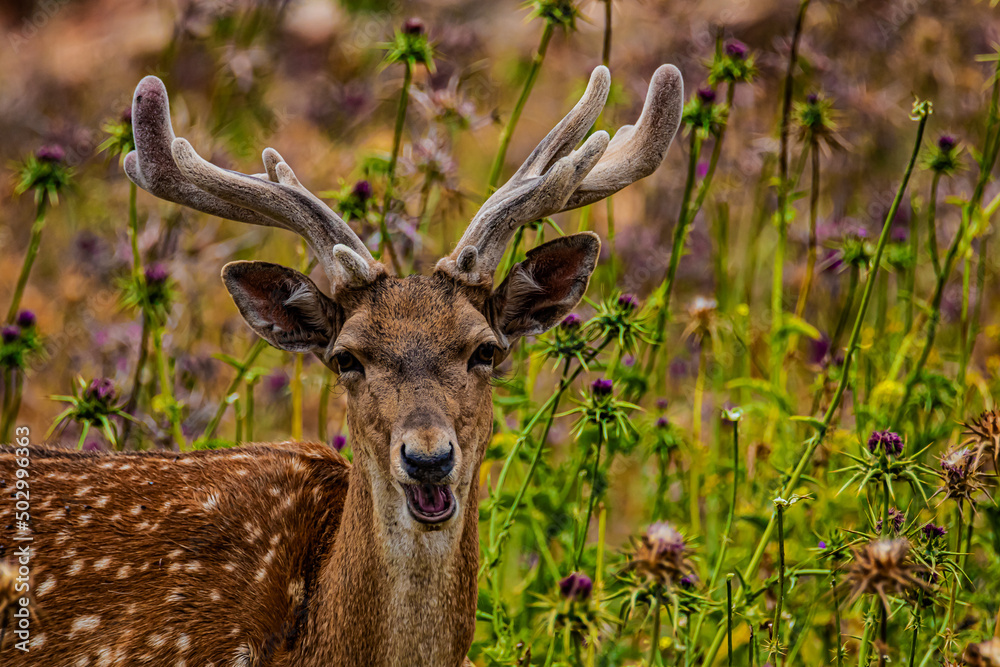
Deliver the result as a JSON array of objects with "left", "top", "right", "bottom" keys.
[
  {"left": 123, "top": 76, "right": 382, "bottom": 288},
  {"left": 437, "top": 64, "right": 684, "bottom": 285}
]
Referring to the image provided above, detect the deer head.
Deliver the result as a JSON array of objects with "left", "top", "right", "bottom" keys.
[
  {"left": 122, "top": 65, "right": 681, "bottom": 661},
  {"left": 125, "top": 65, "right": 681, "bottom": 542}
]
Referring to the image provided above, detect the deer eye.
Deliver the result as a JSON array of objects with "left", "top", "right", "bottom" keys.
[
  {"left": 469, "top": 343, "right": 496, "bottom": 371},
  {"left": 333, "top": 351, "right": 364, "bottom": 376}
]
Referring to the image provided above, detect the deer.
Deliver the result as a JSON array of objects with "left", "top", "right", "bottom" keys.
[{"left": 0, "top": 63, "right": 682, "bottom": 666}]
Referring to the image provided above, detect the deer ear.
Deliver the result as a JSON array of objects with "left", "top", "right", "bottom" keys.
[
  {"left": 489, "top": 232, "right": 600, "bottom": 343},
  {"left": 222, "top": 261, "right": 343, "bottom": 355}
]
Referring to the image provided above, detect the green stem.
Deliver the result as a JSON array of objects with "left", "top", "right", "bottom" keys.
[
  {"left": 771, "top": 0, "right": 812, "bottom": 387},
  {"left": 701, "top": 106, "right": 929, "bottom": 667},
  {"left": 771, "top": 504, "right": 786, "bottom": 664},
  {"left": 152, "top": 325, "right": 186, "bottom": 450},
  {"left": 575, "top": 429, "right": 604, "bottom": 567},
  {"left": 649, "top": 589, "right": 662, "bottom": 667},
  {"left": 601, "top": 0, "right": 612, "bottom": 67},
  {"left": 6, "top": 199, "right": 48, "bottom": 324},
  {"left": 377, "top": 60, "right": 411, "bottom": 275},
  {"left": 246, "top": 379, "right": 256, "bottom": 443},
  {"left": 727, "top": 575, "right": 734, "bottom": 667},
  {"left": 858, "top": 598, "right": 878, "bottom": 667},
  {"left": 833, "top": 573, "right": 844, "bottom": 667},
  {"left": 487, "top": 23, "right": 555, "bottom": 192},
  {"left": 318, "top": 378, "right": 331, "bottom": 444},
  {"left": 204, "top": 338, "right": 268, "bottom": 440},
  {"left": 925, "top": 172, "right": 942, "bottom": 279},
  {"left": 643, "top": 130, "right": 703, "bottom": 378},
  {"left": 794, "top": 139, "right": 820, "bottom": 319},
  {"left": 120, "top": 314, "right": 150, "bottom": 447},
  {"left": 907, "top": 593, "right": 922, "bottom": 667}
]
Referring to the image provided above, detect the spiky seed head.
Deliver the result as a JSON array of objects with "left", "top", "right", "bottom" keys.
[
  {"left": 846, "top": 538, "right": 930, "bottom": 612},
  {"left": 963, "top": 409, "right": 1000, "bottom": 473},
  {"left": 626, "top": 521, "right": 694, "bottom": 587},
  {"left": 936, "top": 446, "right": 993, "bottom": 507}
]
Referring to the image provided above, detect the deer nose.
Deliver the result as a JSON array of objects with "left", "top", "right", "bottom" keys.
[{"left": 401, "top": 443, "right": 455, "bottom": 483}]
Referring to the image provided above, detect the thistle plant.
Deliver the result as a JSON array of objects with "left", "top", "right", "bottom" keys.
[
  {"left": 49, "top": 377, "right": 137, "bottom": 450},
  {"left": 377, "top": 17, "right": 436, "bottom": 274},
  {"left": 0, "top": 311, "right": 43, "bottom": 443}
]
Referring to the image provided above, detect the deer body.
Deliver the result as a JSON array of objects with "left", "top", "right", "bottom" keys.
[{"left": 0, "top": 63, "right": 682, "bottom": 665}]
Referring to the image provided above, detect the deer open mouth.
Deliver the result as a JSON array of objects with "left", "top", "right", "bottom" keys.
[{"left": 403, "top": 484, "right": 456, "bottom": 524}]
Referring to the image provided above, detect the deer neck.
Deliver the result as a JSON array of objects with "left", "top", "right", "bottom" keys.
[{"left": 304, "top": 458, "right": 478, "bottom": 666}]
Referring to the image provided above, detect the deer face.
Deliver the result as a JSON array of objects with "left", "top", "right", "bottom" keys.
[{"left": 221, "top": 234, "right": 600, "bottom": 532}]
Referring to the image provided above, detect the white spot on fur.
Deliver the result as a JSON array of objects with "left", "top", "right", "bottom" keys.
[
  {"left": 185, "top": 561, "right": 203, "bottom": 573},
  {"left": 130, "top": 505, "right": 143, "bottom": 515},
  {"left": 37, "top": 577, "right": 56, "bottom": 596},
  {"left": 176, "top": 634, "right": 191, "bottom": 652},
  {"left": 202, "top": 494, "right": 219, "bottom": 511},
  {"left": 210, "top": 590, "right": 222, "bottom": 602},
  {"left": 74, "top": 656, "right": 90, "bottom": 667},
  {"left": 224, "top": 562, "right": 237, "bottom": 572},
  {"left": 78, "top": 514, "right": 92, "bottom": 526},
  {"left": 254, "top": 566, "right": 267, "bottom": 582},
  {"left": 70, "top": 615, "right": 101, "bottom": 634},
  {"left": 168, "top": 549, "right": 184, "bottom": 559},
  {"left": 69, "top": 560, "right": 85, "bottom": 575},
  {"left": 74, "top": 486, "right": 93, "bottom": 497},
  {"left": 30, "top": 633, "right": 45, "bottom": 648},
  {"left": 118, "top": 464, "right": 131, "bottom": 471},
  {"left": 116, "top": 565, "right": 132, "bottom": 579},
  {"left": 94, "top": 495, "right": 109, "bottom": 508},
  {"left": 147, "top": 633, "right": 167, "bottom": 648},
  {"left": 94, "top": 556, "right": 112, "bottom": 571}
]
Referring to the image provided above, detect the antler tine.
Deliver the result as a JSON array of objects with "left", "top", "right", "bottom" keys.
[
  {"left": 124, "top": 76, "right": 379, "bottom": 287},
  {"left": 438, "top": 64, "right": 683, "bottom": 285},
  {"left": 565, "top": 64, "right": 684, "bottom": 209}
]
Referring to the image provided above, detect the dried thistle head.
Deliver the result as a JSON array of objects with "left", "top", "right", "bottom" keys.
[
  {"left": 846, "top": 538, "right": 930, "bottom": 612},
  {"left": 625, "top": 521, "right": 694, "bottom": 587},
  {"left": 681, "top": 296, "right": 720, "bottom": 344},
  {"left": 963, "top": 638, "right": 1000, "bottom": 667},
  {"left": 936, "top": 446, "right": 993, "bottom": 507},
  {"left": 963, "top": 409, "right": 1000, "bottom": 474}
]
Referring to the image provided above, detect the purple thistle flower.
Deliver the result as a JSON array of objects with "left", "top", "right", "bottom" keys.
[
  {"left": 403, "top": 17, "right": 426, "bottom": 35},
  {"left": 144, "top": 263, "right": 170, "bottom": 286},
  {"left": 561, "top": 313, "right": 582, "bottom": 329},
  {"left": 558, "top": 572, "right": 593, "bottom": 601},
  {"left": 696, "top": 161, "right": 709, "bottom": 178},
  {"left": 121, "top": 106, "right": 133, "bottom": 124},
  {"left": 617, "top": 293, "right": 639, "bottom": 311},
  {"left": 891, "top": 225, "right": 908, "bottom": 242},
  {"left": 696, "top": 87, "right": 717, "bottom": 105},
  {"left": 622, "top": 355, "right": 635, "bottom": 367},
  {"left": 679, "top": 574, "right": 698, "bottom": 589},
  {"left": 818, "top": 541, "right": 828, "bottom": 549},
  {"left": 806, "top": 92, "right": 819, "bottom": 105},
  {"left": 86, "top": 378, "right": 117, "bottom": 404},
  {"left": 937, "top": 135, "right": 956, "bottom": 152},
  {"left": 591, "top": 378, "right": 613, "bottom": 396},
  {"left": 876, "top": 507, "right": 905, "bottom": 534},
  {"left": 656, "top": 416, "right": 669, "bottom": 429},
  {"left": 2, "top": 326, "right": 21, "bottom": 344},
  {"left": 83, "top": 440, "right": 102, "bottom": 452},
  {"left": 656, "top": 398, "right": 669, "bottom": 410},
  {"left": 867, "top": 430, "right": 903, "bottom": 457},
  {"left": 15, "top": 310, "right": 36, "bottom": 329},
  {"left": 265, "top": 371, "right": 290, "bottom": 395},
  {"left": 921, "top": 523, "right": 946, "bottom": 540},
  {"left": 352, "top": 180, "right": 373, "bottom": 201},
  {"left": 331, "top": 434, "right": 348, "bottom": 452},
  {"left": 35, "top": 144, "right": 65, "bottom": 163},
  {"left": 725, "top": 39, "right": 748, "bottom": 59}
]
